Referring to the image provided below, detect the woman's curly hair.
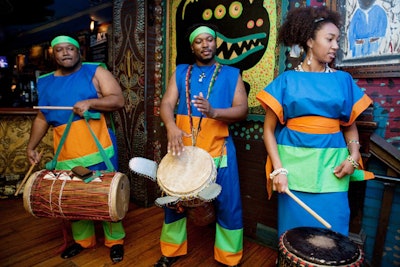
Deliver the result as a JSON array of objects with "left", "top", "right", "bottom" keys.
[{"left": 278, "top": 6, "right": 341, "bottom": 51}]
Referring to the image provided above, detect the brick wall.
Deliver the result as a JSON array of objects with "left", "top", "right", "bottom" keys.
[{"left": 359, "top": 77, "right": 400, "bottom": 148}]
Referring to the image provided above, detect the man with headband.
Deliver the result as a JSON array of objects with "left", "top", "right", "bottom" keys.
[
  {"left": 26, "top": 35, "right": 126, "bottom": 263},
  {"left": 156, "top": 24, "right": 247, "bottom": 267}
]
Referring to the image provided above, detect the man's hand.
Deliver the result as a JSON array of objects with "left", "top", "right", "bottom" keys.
[
  {"left": 166, "top": 125, "right": 191, "bottom": 156},
  {"left": 27, "top": 148, "right": 42, "bottom": 165},
  {"left": 192, "top": 92, "right": 215, "bottom": 118},
  {"left": 73, "top": 100, "right": 91, "bottom": 117}
]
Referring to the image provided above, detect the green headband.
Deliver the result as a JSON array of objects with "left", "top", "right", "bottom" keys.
[
  {"left": 51, "top": 36, "right": 80, "bottom": 49},
  {"left": 189, "top": 26, "right": 216, "bottom": 44}
]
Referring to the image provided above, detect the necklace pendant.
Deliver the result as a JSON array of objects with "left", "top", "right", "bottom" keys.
[
  {"left": 199, "top": 72, "right": 206, "bottom": 83},
  {"left": 191, "top": 128, "right": 198, "bottom": 146}
]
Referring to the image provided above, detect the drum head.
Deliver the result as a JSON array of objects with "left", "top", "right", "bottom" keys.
[
  {"left": 23, "top": 170, "right": 43, "bottom": 217},
  {"left": 281, "top": 227, "right": 362, "bottom": 266},
  {"left": 157, "top": 146, "right": 216, "bottom": 198},
  {"left": 109, "top": 172, "right": 130, "bottom": 221}
]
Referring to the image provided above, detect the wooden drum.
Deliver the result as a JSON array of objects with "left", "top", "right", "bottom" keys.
[
  {"left": 157, "top": 146, "right": 218, "bottom": 226},
  {"left": 23, "top": 170, "right": 130, "bottom": 222},
  {"left": 278, "top": 227, "right": 364, "bottom": 267},
  {"left": 157, "top": 146, "right": 217, "bottom": 207}
]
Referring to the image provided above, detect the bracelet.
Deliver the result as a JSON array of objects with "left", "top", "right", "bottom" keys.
[
  {"left": 347, "top": 155, "right": 360, "bottom": 169},
  {"left": 270, "top": 168, "right": 288, "bottom": 180},
  {"left": 347, "top": 140, "right": 360, "bottom": 146}
]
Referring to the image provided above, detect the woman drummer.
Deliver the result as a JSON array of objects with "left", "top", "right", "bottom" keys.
[{"left": 256, "top": 6, "right": 374, "bottom": 237}]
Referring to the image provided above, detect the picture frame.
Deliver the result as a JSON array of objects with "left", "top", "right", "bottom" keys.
[{"left": 330, "top": 0, "right": 400, "bottom": 78}]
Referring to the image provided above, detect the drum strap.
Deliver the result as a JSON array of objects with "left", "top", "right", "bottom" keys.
[
  {"left": 46, "top": 111, "right": 115, "bottom": 171},
  {"left": 82, "top": 112, "right": 115, "bottom": 171},
  {"left": 215, "top": 140, "right": 226, "bottom": 169},
  {"left": 46, "top": 112, "right": 74, "bottom": 170}
]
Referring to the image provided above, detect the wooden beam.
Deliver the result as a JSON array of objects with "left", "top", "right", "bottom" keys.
[{"left": 371, "top": 181, "right": 395, "bottom": 267}]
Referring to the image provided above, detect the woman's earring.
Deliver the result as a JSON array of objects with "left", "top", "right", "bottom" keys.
[{"left": 307, "top": 54, "right": 312, "bottom": 65}]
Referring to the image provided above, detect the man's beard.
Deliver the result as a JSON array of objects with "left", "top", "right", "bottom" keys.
[{"left": 197, "top": 53, "right": 216, "bottom": 65}]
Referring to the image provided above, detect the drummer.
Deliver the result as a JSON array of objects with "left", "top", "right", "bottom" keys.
[
  {"left": 156, "top": 23, "right": 248, "bottom": 267},
  {"left": 26, "top": 35, "right": 126, "bottom": 262},
  {"left": 256, "top": 6, "right": 374, "bottom": 238}
]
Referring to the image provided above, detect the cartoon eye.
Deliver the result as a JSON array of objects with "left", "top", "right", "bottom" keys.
[
  {"left": 215, "top": 4, "right": 226, "bottom": 19},
  {"left": 256, "top": 18, "right": 264, "bottom": 27},
  {"left": 203, "top": 9, "right": 213, "bottom": 21},
  {"left": 229, "top": 1, "right": 243, "bottom": 19},
  {"left": 247, "top": 20, "right": 255, "bottom": 29}
]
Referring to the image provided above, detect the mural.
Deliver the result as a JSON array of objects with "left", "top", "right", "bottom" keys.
[{"left": 166, "top": 0, "right": 279, "bottom": 112}]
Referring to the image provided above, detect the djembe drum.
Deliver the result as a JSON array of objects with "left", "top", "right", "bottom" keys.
[
  {"left": 278, "top": 227, "right": 364, "bottom": 267},
  {"left": 23, "top": 169, "right": 130, "bottom": 222},
  {"left": 156, "top": 146, "right": 219, "bottom": 226},
  {"left": 129, "top": 146, "right": 221, "bottom": 226}
]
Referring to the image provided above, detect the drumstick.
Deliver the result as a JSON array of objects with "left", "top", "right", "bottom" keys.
[
  {"left": 285, "top": 188, "right": 332, "bottom": 229},
  {"left": 33, "top": 106, "right": 73, "bottom": 110},
  {"left": 14, "top": 149, "right": 44, "bottom": 196}
]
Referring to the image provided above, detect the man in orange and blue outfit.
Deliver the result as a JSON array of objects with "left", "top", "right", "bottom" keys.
[
  {"left": 157, "top": 24, "right": 248, "bottom": 267},
  {"left": 26, "top": 35, "right": 125, "bottom": 263}
]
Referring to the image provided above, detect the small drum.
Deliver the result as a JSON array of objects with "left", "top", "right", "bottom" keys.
[
  {"left": 157, "top": 146, "right": 217, "bottom": 208},
  {"left": 23, "top": 170, "right": 130, "bottom": 222},
  {"left": 278, "top": 227, "right": 364, "bottom": 267}
]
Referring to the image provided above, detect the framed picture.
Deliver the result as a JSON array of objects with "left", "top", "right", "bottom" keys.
[
  {"left": 165, "top": 0, "right": 281, "bottom": 114},
  {"left": 331, "top": 0, "right": 400, "bottom": 78}
]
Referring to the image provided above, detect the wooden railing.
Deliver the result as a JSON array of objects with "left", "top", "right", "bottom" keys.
[{"left": 368, "top": 133, "right": 400, "bottom": 267}]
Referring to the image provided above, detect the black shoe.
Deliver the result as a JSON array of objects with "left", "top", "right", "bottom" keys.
[
  {"left": 110, "top": 244, "right": 124, "bottom": 263},
  {"left": 154, "top": 255, "right": 180, "bottom": 267},
  {"left": 61, "top": 243, "right": 84, "bottom": 259}
]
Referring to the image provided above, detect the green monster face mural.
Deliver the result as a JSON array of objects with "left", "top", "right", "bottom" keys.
[{"left": 176, "top": 0, "right": 270, "bottom": 72}]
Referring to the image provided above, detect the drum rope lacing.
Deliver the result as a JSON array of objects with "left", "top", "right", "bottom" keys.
[
  {"left": 31, "top": 170, "right": 121, "bottom": 221},
  {"left": 185, "top": 63, "right": 222, "bottom": 146},
  {"left": 58, "top": 179, "right": 68, "bottom": 218}
]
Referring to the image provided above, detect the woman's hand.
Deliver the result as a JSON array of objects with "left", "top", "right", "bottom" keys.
[
  {"left": 273, "top": 174, "right": 288, "bottom": 193},
  {"left": 333, "top": 158, "right": 356, "bottom": 178}
]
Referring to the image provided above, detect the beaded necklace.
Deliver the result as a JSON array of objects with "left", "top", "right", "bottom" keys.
[
  {"left": 185, "top": 63, "right": 222, "bottom": 146},
  {"left": 295, "top": 63, "right": 333, "bottom": 73}
]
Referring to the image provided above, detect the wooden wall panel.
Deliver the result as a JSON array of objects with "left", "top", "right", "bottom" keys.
[{"left": 112, "top": 0, "right": 158, "bottom": 206}]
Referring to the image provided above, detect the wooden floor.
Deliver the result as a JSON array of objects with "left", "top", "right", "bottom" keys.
[{"left": 0, "top": 198, "right": 278, "bottom": 267}]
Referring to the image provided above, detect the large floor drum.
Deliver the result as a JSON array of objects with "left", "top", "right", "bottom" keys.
[
  {"left": 23, "top": 170, "right": 130, "bottom": 222},
  {"left": 278, "top": 227, "right": 364, "bottom": 266}
]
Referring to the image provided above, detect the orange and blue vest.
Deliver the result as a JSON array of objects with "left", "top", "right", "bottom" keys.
[{"left": 38, "top": 63, "right": 114, "bottom": 170}]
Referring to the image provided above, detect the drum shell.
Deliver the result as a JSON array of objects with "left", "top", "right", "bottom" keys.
[
  {"left": 187, "top": 202, "right": 216, "bottom": 226},
  {"left": 23, "top": 170, "right": 130, "bottom": 222},
  {"left": 278, "top": 227, "right": 364, "bottom": 267}
]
